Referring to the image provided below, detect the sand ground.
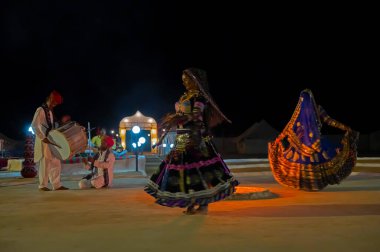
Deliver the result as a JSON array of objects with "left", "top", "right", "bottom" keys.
[{"left": 1, "top": 167, "right": 380, "bottom": 252}]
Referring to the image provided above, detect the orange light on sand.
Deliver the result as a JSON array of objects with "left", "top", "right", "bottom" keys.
[
  {"left": 227, "top": 186, "right": 276, "bottom": 200},
  {"left": 234, "top": 186, "right": 267, "bottom": 194}
]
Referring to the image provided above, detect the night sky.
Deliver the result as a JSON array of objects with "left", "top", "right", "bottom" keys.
[{"left": 1, "top": 1, "right": 377, "bottom": 140}]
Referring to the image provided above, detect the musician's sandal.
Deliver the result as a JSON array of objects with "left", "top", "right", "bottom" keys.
[
  {"left": 55, "top": 186, "right": 69, "bottom": 190},
  {"left": 39, "top": 187, "right": 51, "bottom": 191}
]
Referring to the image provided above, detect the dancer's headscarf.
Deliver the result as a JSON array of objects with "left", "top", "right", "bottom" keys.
[
  {"left": 283, "top": 89, "right": 323, "bottom": 156},
  {"left": 183, "top": 68, "right": 231, "bottom": 128}
]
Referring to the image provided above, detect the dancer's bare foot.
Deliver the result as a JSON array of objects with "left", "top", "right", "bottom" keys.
[
  {"left": 196, "top": 205, "right": 208, "bottom": 215},
  {"left": 183, "top": 205, "right": 197, "bottom": 215}
]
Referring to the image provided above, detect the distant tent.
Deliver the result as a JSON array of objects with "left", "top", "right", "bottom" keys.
[
  {"left": 235, "top": 120, "right": 279, "bottom": 155},
  {"left": 0, "top": 133, "right": 24, "bottom": 157},
  {"left": 369, "top": 130, "right": 380, "bottom": 153}
]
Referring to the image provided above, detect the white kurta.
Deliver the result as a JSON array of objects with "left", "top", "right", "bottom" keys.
[
  {"left": 78, "top": 149, "right": 115, "bottom": 189},
  {"left": 31, "top": 106, "right": 62, "bottom": 190}
]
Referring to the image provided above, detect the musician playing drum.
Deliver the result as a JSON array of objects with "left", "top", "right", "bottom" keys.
[
  {"left": 78, "top": 136, "right": 115, "bottom": 189},
  {"left": 31, "top": 90, "right": 70, "bottom": 191}
]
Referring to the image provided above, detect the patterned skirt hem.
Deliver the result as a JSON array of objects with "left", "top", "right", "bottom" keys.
[{"left": 144, "top": 179, "right": 239, "bottom": 208}]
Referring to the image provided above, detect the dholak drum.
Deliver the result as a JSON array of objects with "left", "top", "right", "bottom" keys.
[{"left": 47, "top": 121, "right": 87, "bottom": 160}]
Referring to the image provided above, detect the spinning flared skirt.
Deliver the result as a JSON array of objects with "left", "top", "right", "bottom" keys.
[
  {"left": 144, "top": 143, "right": 239, "bottom": 208},
  {"left": 268, "top": 130, "right": 359, "bottom": 191}
]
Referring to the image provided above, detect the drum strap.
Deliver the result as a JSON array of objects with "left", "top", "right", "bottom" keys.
[{"left": 41, "top": 103, "right": 56, "bottom": 135}]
